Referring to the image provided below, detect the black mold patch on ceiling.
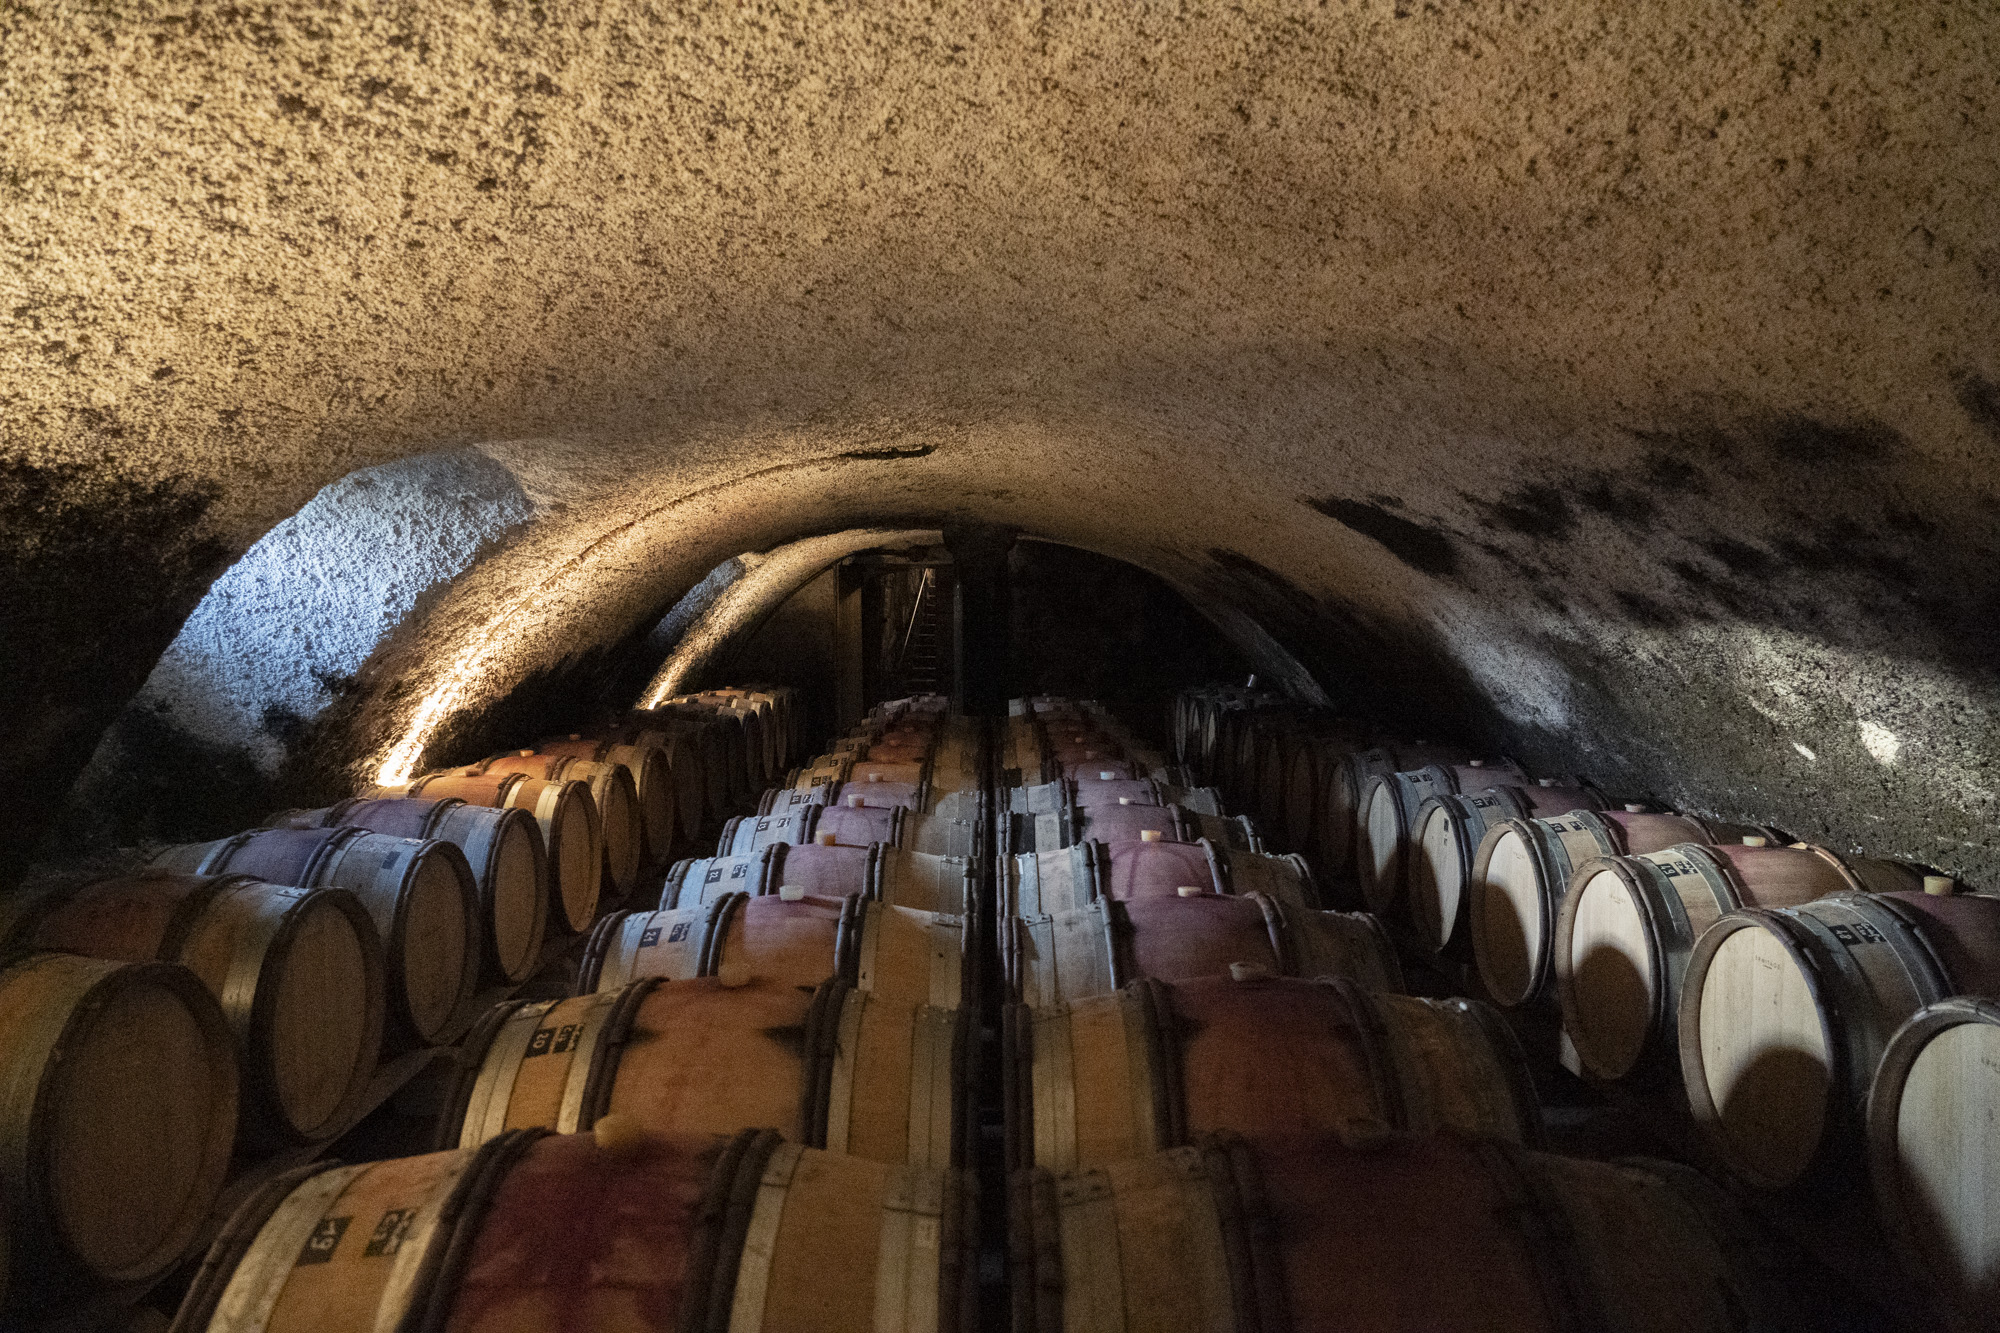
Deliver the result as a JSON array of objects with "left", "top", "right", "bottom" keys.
[
  {"left": 842, "top": 445, "right": 937, "bottom": 461},
  {"left": 1304, "top": 496, "right": 1459, "bottom": 576},
  {"left": 1955, "top": 370, "right": 2000, "bottom": 444},
  {"left": 1468, "top": 483, "right": 1577, "bottom": 541},
  {"left": 1, "top": 460, "right": 232, "bottom": 878}
]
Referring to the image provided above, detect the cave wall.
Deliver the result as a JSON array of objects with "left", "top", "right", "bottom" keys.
[{"left": 5, "top": 2, "right": 1999, "bottom": 886}]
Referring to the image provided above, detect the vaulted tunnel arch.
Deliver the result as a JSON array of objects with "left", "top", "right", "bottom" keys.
[{"left": 7, "top": 2, "right": 2000, "bottom": 893}]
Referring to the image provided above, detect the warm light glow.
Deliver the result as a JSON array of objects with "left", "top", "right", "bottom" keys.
[{"left": 641, "top": 528, "right": 941, "bottom": 708}]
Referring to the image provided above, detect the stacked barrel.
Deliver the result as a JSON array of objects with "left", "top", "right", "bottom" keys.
[
  {"left": 1001, "top": 695, "right": 1811, "bottom": 1332},
  {"left": 165, "top": 690, "right": 982, "bottom": 1333},
  {"left": 0, "top": 687, "right": 793, "bottom": 1315},
  {"left": 1179, "top": 681, "right": 2000, "bottom": 1332}
]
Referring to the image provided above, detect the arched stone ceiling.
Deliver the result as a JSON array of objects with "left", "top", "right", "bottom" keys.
[{"left": 5, "top": 3, "right": 1999, "bottom": 883}]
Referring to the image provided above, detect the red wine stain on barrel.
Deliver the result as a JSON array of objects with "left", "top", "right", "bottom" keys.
[{"left": 447, "top": 1134, "right": 722, "bottom": 1333}]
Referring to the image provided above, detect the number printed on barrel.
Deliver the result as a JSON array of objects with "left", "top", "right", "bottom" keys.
[
  {"left": 365, "top": 1209, "right": 417, "bottom": 1257},
  {"left": 298, "top": 1217, "right": 350, "bottom": 1266},
  {"left": 527, "top": 1023, "right": 585, "bottom": 1057},
  {"left": 1639, "top": 850, "right": 1703, "bottom": 880}
]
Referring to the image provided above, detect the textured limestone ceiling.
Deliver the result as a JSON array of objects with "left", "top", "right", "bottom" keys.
[{"left": 5, "top": 2, "right": 2000, "bottom": 882}]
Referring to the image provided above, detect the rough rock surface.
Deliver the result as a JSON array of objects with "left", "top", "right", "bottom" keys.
[{"left": 4, "top": 3, "right": 1998, "bottom": 882}]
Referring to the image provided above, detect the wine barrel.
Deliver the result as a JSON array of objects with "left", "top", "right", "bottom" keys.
[
  {"left": 1319, "top": 742, "right": 1465, "bottom": 888},
  {"left": 273, "top": 797, "right": 548, "bottom": 986},
  {"left": 1007, "top": 973, "right": 1537, "bottom": 1173},
  {"left": 1868, "top": 996, "right": 2000, "bottom": 1328},
  {"left": 392, "top": 771, "right": 601, "bottom": 933},
  {"left": 929, "top": 788, "right": 988, "bottom": 822},
  {"left": 1002, "top": 839, "right": 1316, "bottom": 917},
  {"left": 629, "top": 708, "right": 734, "bottom": 827},
  {"left": 583, "top": 893, "right": 966, "bottom": 1009},
  {"left": 662, "top": 845, "right": 972, "bottom": 915},
  {"left": 693, "top": 690, "right": 780, "bottom": 782},
  {"left": 1555, "top": 842, "right": 1924, "bottom": 1083},
  {"left": 827, "top": 779, "right": 927, "bottom": 811},
  {"left": 1469, "top": 808, "right": 1777, "bottom": 1010},
  {"left": 537, "top": 735, "right": 676, "bottom": 870},
  {"left": 1680, "top": 889, "right": 2000, "bottom": 1190},
  {"left": 156, "top": 825, "right": 477, "bottom": 1046},
  {"left": 472, "top": 752, "right": 642, "bottom": 902},
  {"left": 1003, "top": 891, "right": 1402, "bottom": 1007},
  {"left": 622, "top": 721, "right": 711, "bottom": 841},
  {"left": 438, "top": 977, "right": 964, "bottom": 1167},
  {"left": 1011, "top": 1133, "right": 1791, "bottom": 1333},
  {"left": 17, "top": 872, "right": 383, "bottom": 1144},
  {"left": 1357, "top": 757, "right": 1529, "bottom": 914},
  {"left": 170, "top": 1127, "right": 971, "bottom": 1333},
  {"left": 0, "top": 954, "right": 235, "bottom": 1293},
  {"left": 718, "top": 803, "right": 904, "bottom": 856},
  {"left": 1406, "top": 781, "right": 1606, "bottom": 956}
]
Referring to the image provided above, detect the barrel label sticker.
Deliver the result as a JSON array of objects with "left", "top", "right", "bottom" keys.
[
  {"left": 364, "top": 1209, "right": 417, "bottom": 1258},
  {"left": 705, "top": 867, "right": 724, "bottom": 885},
  {"left": 1472, "top": 794, "right": 1501, "bottom": 809},
  {"left": 1640, "top": 851, "right": 1701, "bottom": 879},
  {"left": 731, "top": 864, "right": 750, "bottom": 879},
  {"left": 1551, "top": 816, "right": 1588, "bottom": 833},
  {"left": 640, "top": 927, "right": 663, "bottom": 947},
  {"left": 668, "top": 922, "right": 692, "bottom": 943},
  {"left": 1830, "top": 921, "right": 1884, "bottom": 947},
  {"left": 297, "top": 1216, "right": 350, "bottom": 1265},
  {"left": 527, "top": 1023, "right": 584, "bottom": 1057}
]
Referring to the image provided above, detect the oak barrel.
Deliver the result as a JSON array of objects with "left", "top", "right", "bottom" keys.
[
  {"left": 1405, "top": 782, "right": 1604, "bottom": 956},
  {"left": 440, "top": 978, "right": 963, "bottom": 1167},
  {"left": 1869, "top": 996, "right": 2000, "bottom": 1328},
  {"left": 718, "top": 803, "right": 904, "bottom": 856},
  {"left": 393, "top": 771, "right": 601, "bottom": 934},
  {"left": 159, "top": 825, "right": 477, "bottom": 1045},
  {"left": 172, "top": 1127, "right": 970, "bottom": 1333},
  {"left": 1012, "top": 1133, "right": 1791, "bottom": 1333},
  {"left": 1003, "top": 892, "right": 1402, "bottom": 1007},
  {"left": 1469, "top": 808, "right": 1774, "bottom": 1010},
  {"left": 1357, "top": 758, "right": 1528, "bottom": 914},
  {"left": 666, "top": 844, "right": 970, "bottom": 914},
  {"left": 1556, "top": 842, "right": 1922, "bottom": 1083},
  {"left": 583, "top": 893, "right": 965, "bottom": 1010},
  {"left": 17, "top": 872, "right": 382, "bottom": 1144},
  {"left": 274, "top": 797, "right": 548, "bottom": 985},
  {"left": 538, "top": 735, "right": 677, "bottom": 870},
  {"left": 1008, "top": 973, "right": 1536, "bottom": 1172},
  {"left": 472, "top": 752, "right": 642, "bottom": 902},
  {"left": 0, "top": 954, "right": 236, "bottom": 1293},
  {"left": 1680, "top": 889, "right": 2000, "bottom": 1190}
]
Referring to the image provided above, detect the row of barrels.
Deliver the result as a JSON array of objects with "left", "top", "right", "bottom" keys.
[
  {"left": 1003, "top": 694, "right": 1843, "bottom": 1332},
  {"left": 1184, "top": 681, "right": 2000, "bottom": 1330},
  {"left": 166, "top": 691, "right": 995, "bottom": 1331},
  {"left": 0, "top": 688, "right": 795, "bottom": 1309}
]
